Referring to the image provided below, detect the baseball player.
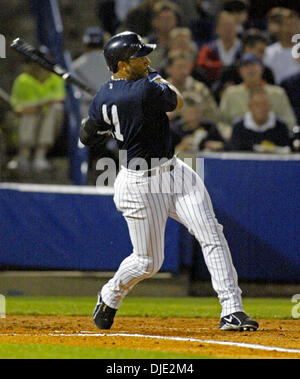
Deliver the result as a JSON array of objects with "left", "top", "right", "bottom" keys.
[{"left": 80, "top": 31, "right": 259, "bottom": 332}]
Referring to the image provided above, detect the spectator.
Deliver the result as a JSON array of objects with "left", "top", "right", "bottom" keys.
[
  {"left": 182, "top": 0, "right": 215, "bottom": 47},
  {"left": 73, "top": 27, "right": 118, "bottom": 180},
  {"left": 265, "top": 7, "right": 286, "bottom": 44},
  {"left": 263, "top": 8, "right": 300, "bottom": 85},
  {"left": 213, "top": 28, "right": 274, "bottom": 103},
  {"left": 196, "top": 11, "right": 242, "bottom": 85},
  {"left": 146, "top": 1, "right": 181, "bottom": 71},
  {"left": 114, "top": 0, "right": 144, "bottom": 24},
  {"left": 242, "top": 29, "right": 271, "bottom": 62},
  {"left": 9, "top": 60, "right": 65, "bottom": 171},
  {"left": 168, "top": 27, "right": 198, "bottom": 61},
  {"left": 223, "top": 0, "right": 250, "bottom": 38},
  {"left": 281, "top": 58, "right": 300, "bottom": 125},
  {"left": 230, "top": 89, "right": 291, "bottom": 152},
  {"left": 170, "top": 95, "right": 224, "bottom": 153},
  {"left": 96, "top": 0, "right": 119, "bottom": 35},
  {"left": 219, "top": 53, "right": 296, "bottom": 138},
  {"left": 96, "top": 0, "right": 144, "bottom": 35},
  {"left": 166, "top": 51, "right": 219, "bottom": 123},
  {"left": 72, "top": 27, "right": 111, "bottom": 118},
  {"left": 170, "top": 0, "right": 208, "bottom": 29},
  {"left": 120, "top": 0, "right": 161, "bottom": 37},
  {"left": 166, "top": 27, "right": 211, "bottom": 87}
]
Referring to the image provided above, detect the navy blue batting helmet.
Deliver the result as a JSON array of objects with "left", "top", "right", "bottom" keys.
[{"left": 104, "top": 31, "right": 156, "bottom": 73}]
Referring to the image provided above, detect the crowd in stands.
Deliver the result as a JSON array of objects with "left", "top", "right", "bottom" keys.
[
  {"left": 95, "top": 0, "right": 300, "bottom": 156},
  {"left": 4, "top": 0, "right": 300, "bottom": 181}
]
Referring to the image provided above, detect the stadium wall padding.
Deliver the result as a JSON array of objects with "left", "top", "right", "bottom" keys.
[
  {"left": 190, "top": 155, "right": 300, "bottom": 282},
  {"left": 0, "top": 186, "right": 180, "bottom": 272},
  {"left": 0, "top": 155, "right": 299, "bottom": 281}
]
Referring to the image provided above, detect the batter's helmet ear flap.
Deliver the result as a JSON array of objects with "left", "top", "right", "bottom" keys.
[{"left": 111, "top": 62, "right": 119, "bottom": 73}]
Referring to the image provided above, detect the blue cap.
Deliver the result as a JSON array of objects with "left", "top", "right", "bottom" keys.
[
  {"left": 83, "top": 27, "right": 104, "bottom": 46},
  {"left": 240, "top": 53, "right": 263, "bottom": 66}
]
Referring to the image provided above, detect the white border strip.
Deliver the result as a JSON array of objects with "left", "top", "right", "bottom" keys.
[
  {"left": 0, "top": 183, "right": 114, "bottom": 195},
  {"left": 199, "top": 152, "right": 300, "bottom": 161},
  {"left": 49, "top": 332, "right": 300, "bottom": 355}
]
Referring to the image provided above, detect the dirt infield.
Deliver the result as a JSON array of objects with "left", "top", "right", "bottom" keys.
[{"left": 0, "top": 316, "right": 300, "bottom": 358}]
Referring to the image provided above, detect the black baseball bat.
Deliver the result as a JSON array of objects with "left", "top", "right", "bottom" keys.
[
  {"left": 0, "top": 87, "right": 11, "bottom": 104},
  {"left": 10, "top": 38, "right": 95, "bottom": 96}
]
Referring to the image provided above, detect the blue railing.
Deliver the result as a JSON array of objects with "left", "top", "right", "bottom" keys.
[{"left": 31, "top": 0, "right": 88, "bottom": 184}]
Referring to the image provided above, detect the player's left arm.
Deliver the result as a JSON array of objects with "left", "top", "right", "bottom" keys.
[
  {"left": 156, "top": 77, "right": 184, "bottom": 111},
  {"left": 147, "top": 69, "right": 184, "bottom": 111},
  {"left": 80, "top": 117, "right": 111, "bottom": 146}
]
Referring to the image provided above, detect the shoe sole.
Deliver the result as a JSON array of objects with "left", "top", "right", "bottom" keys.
[
  {"left": 94, "top": 320, "right": 112, "bottom": 330},
  {"left": 220, "top": 323, "right": 258, "bottom": 331}
]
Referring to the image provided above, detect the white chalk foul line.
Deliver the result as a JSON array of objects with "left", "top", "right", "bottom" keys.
[{"left": 49, "top": 332, "right": 300, "bottom": 355}]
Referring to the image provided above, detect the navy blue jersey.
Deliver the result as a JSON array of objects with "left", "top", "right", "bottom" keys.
[{"left": 88, "top": 76, "right": 178, "bottom": 168}]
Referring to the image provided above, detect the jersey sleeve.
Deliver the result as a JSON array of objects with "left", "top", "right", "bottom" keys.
[
  {"left": 143, "top": 79, "right": 178, "bottom": 113},
  {"left": 88, "top": 93, "right": 110, "bottom": 131}
]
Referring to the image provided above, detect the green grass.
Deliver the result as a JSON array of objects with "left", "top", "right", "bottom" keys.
[
  {"left": 0, "top": 344, "right": 212, "bottom": 359},
  {"left": 5, "top": 296, "right": 294, "bottom": 319}
]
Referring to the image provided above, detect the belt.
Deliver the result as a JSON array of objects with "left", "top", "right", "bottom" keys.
[{"left": 142, "top": 163, "right": 175, "bottom": 177}]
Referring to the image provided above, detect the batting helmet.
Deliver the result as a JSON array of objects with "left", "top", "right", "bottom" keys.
[{"left": 104, "top": 31, "right": 156, "bottom": 73}]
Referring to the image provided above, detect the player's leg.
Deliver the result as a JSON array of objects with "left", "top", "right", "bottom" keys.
[
  {"left": 33, "top": 102, "right": 64, "bottom": 170},
  {"left": 97, "top": 170, "right": 170, "bottom": 320},
  {"left": 7, "top": 113, "right": 40, "bottom": 171},
  {"left": 170, "top": 158, "right": 243, "bottom": 318}
]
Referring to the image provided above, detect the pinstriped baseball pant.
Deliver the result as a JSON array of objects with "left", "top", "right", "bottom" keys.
[{"left": 101, "top": 157, "right": 243, "bottom": 317}]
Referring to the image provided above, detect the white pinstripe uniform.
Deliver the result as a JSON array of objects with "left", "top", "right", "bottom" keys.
[{"left": 101, "top": 156, "right": 244, "bottom": 318}]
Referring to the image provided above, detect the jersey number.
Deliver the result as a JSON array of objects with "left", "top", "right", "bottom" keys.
[{"left": 102, "top": 104, "right": 124, "bottom": 141}]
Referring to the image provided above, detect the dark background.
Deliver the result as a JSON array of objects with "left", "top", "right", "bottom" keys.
[{"left": 249, "top": 0, "right": 300, "bottom": 18}]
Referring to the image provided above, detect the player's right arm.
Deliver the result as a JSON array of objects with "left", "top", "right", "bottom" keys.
[{"left": 80, "top": 92, "right": 111, "bottom": 146}]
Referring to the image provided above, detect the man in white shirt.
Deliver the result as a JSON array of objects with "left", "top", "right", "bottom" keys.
[
  {"left": 230, "top": 89, "right": 291, "bottom": 152},
  {"left": 263, "top": 8, "right": 300, "bottom": 84}
]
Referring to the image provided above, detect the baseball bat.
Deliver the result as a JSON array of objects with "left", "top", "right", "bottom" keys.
[
  {"left": 0, "top": 87, "right": 11, "bottom": 104},
  {"left": 10, "top": 38, "right": 95, "bottom": 96}
]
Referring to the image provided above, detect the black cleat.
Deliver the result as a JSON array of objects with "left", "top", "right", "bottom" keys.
[
  {"left": 93, "top": 295, "right": 117, "bottom": 330},
  {"left": 219, "top": 311, "right": 259, "bottom": 331}
]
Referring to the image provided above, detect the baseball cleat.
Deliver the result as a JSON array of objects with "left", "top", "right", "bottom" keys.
[
  {"left": 93, "top": 294, "right": 117, "bottom": 330},
  {"left": 219, "top": 312, "right": 259, "bottom": 331}
]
